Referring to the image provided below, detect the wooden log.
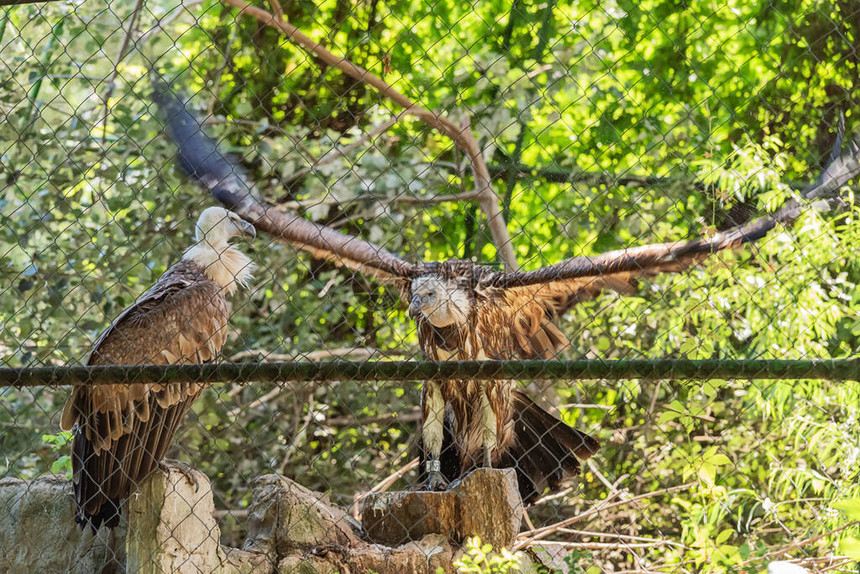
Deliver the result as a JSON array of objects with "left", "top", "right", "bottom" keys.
[
  {"left": 126, "top": 464, "right": 268, "bottom": 573},
  {"left": 244, "top": 474, "right": 361, "bottom": 560},
  {"left": 361, "top": 468, "right": 524, "bottom": 549}
]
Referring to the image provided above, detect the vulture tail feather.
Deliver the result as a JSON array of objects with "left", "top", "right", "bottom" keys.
[
  {"left": 72, "top": 391, "right": 201, "bottom": 530},
  {"left": 72, "top": 426, "right": 123, "bottom": 530},
  {"left": 502, "top": 390, "right": 599, "bottom": 503}
]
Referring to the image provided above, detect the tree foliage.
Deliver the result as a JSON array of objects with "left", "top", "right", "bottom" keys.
[{"left": 0, "top": 0, "right": 859, "bottom": 570}]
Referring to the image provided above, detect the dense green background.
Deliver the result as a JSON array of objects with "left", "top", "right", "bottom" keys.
[{"left": 1, "top": 0, "right": 859, "bottom": 571}]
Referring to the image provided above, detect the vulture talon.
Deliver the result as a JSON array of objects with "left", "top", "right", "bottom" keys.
[
  {"left": 482, "top": 450, "right": 493, "bottom": 469},
  {"left": 425, "top": 471, "right": 449, "bottom": 492}
]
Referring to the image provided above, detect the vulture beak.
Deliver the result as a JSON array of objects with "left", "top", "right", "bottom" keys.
[
  {"left": 409, "top": 294, "right": 422, "bottom": 316},
  {"left": 237, "top": 219, "right": 256, "bottom": 240}
]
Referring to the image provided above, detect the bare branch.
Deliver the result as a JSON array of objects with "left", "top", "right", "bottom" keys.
[
  {"left": 744, "top": 520, "right": 860, "bottom": 565},
  {"left": 557, "top": 403, "right": 615, "bottom": 410},
  {"left": 0, "top": 0, "right": 61, "bottom": 7},
  {"left": 220, "top": 0, "right": 518, "bottom": 270},
  {"left": 226, "top": 385, "right": 284, "bottom": 418},
  {"left": 325, "top": 407, "right": 421, "bottom": 428},
  {"left": 100, "top": 0, "right": 145, "bottom": 143},
  {"left": 526, "top": 540, "right": 675, "bottom": 550},
  {"left": 277, "top": 189, "right": 482, "bottom": 211},
  {"left": 554, "top": 528, "right": 688, "bottom": 548},
  {"left": 227, "top": 346, "right": 401, "bottom": 362},
  {"left": 514, "top": 482, "right": 695, "bottom": 549}
]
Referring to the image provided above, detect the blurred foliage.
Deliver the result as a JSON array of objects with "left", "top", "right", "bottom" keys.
[
  {"left": 0, "top": 0, "right": 859, "bottom": 571},
  {"left": 453, "top": 537, "right": 524, "bottom": 574}
]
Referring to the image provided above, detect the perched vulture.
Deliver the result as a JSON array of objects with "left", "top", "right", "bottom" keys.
[
  {"left": 158, "top": 89, "right": 860, "bottom": 502},
  {"left": 60, "top": 206, "right": 256, "bottom": 528}
]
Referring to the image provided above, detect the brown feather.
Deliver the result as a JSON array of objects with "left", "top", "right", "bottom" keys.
[
  {"left": 61, "top": 259, "right": 231, "bottom": 529},
  {"left": 413, "top": 260, "right": 601, "bottom": 502}
]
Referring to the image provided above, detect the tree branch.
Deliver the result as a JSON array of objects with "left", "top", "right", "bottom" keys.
[
  {"left": 0, "top": 0, "right": 61, "bottom": 5},
  {"left": 514, "top": 482, "right": 695, "bottom": 549},
  {"left": 219, "top": 0, "right": 518, "bottom": 270},
  {"left": 277, "top": 189, "right": 482, "bottom": 211},
  {"left": 100, "top": 0, "right": 145, "bottom": 143},
  {"left": 228, "top": 346, "right": 403, "bottom": 362}
]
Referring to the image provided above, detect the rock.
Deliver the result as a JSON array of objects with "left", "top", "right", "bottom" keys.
[
  {"left": 349, "top": 534, "right": 456, "bottom": 573},
  {"left": 362, "top": 468, "right": 523, "bottom": 549},
  {"left": 244, "top": 474, "right": 360, "bottom": 559},
  {"left": 126, "top": 464, "right": 269, "bottom": 574},
  {"left": 0, "top": 474, "right": 125, "bottom": 574},
  {"left": 1, "top": 468, "right": 538, "bottom": 574}
]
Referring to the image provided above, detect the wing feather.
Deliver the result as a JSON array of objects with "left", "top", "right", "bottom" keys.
[
  {"left": 155, "top": 87, "right": 417, "bottom": 284},
  {"left": 474, "top": 127, "right": 860, "bottom": 353},
  {"left": 483, "top": 128, "right": 860, "bottom": 292},
  {"left": 61, "top": 259, "right": 230, "bottom": 528}
]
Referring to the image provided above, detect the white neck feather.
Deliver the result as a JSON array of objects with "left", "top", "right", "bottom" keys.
[{"left": 183, "top": 241, "right": 255, "bottom": 296}]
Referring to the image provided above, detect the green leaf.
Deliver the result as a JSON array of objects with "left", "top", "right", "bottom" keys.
[
  {"left": 715, "top": 529, "right": 733, "bottom": 545},
  {"left": 698, "top": 462, "right": 716, "bottom": 487},
  {"left": 833, "top": 499, "right": 860, "bottom": 520},
  {"left": 708, "top": 454, "right": 732, "bottom": 467},
  {"left": 840, "top": 536, "right": 860, "bottom": 560},
  {"left": 658, "top": 410, "right": 680, "bottom": 424},
  {"left": 51, "top": 455, "right": 71, "bottom": 476}
]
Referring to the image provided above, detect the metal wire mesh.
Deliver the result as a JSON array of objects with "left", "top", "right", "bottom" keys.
[{"left": 1, "top": 0, "right": 859, "bottom": 572}]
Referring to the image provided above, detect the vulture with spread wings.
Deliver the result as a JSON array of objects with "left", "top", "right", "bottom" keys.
[
  {"left": 61, "top": 206, "right": 256, "bottom": 528},
  {"left": 158, "top": 90, "right": 860, "bottom": 503}
]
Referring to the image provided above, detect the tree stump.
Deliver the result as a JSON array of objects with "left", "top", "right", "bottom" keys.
[
  {"left": 126, "top": 464, "right": 268, "bottom": 574},
  {"left": 361, "top": 468, "right": 523, "bottom": 549},
  {"left": 244, "top": 474, "right": 361, "bottom": 559},
  {"left": 0, "top": 475, "right": 124, "bottom": 573}
]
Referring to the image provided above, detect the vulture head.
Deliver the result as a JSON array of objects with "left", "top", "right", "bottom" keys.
[
  {"left": 409, "top": 275, "right": 470, "bottom": 327},
  {"left": 195, "top": 206, "right": 256, "bottom": 246},
  {"left": 185, "top": 206, "right": 257, "bottom": 294}
]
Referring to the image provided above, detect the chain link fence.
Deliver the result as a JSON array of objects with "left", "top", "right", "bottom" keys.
[{"left": 1, "top": 0, "right": 860, "bottom": 572}]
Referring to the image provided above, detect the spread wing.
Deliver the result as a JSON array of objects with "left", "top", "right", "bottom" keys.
[
  {"left": 155, "top": 87, "right": 418, "bottom": 285},
  {"left": 60, "top": 260, "right": 230, "bottom": 528},
  {"left": 478, "top": 126, "right": 860, "bottom": 359},
  {"left": 474, "top": 277, "right": 638, "bottom": 359}
]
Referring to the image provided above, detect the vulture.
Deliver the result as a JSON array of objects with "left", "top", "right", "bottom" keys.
[
  {"left": 60, "top": 206, "right": 256, "bottom": 528},
  {"left": 157, "top": 89, "right": 860, "bottom": 503}
]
